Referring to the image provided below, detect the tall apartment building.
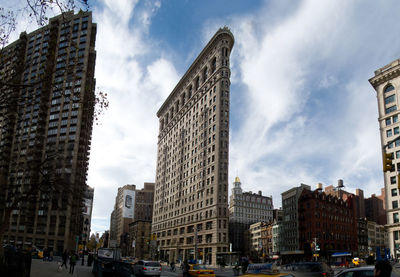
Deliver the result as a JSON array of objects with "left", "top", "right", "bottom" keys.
[
  {"left": 369, "top": 59, "right": 400, "bottom": 259},
  {"left": 358, "top": 218, "right": 369, "bottom": 258},
  {"left": 298, "top": 187, "right": 358, "bottom": 259},
  {"left": 152, "top": 27, "right": 234, "bottom": 265},
  {"left": 110, "top": 184, "right": 136, "bottom": 247},
  {"left": 0, "top": 11, "right": 96, "bottom": 252},
  {"left": 280, "top": 184, "right": 310, "bottom": 255},
  {"left": 109, "top": 183, "right": 155, "bottom": 252},
  {"left": 365, "top": 193, "right": 386, "bottom": 225},
  {"left": 134, "top": 182, "right": 155, "bottom": 222},
  {"left": 229, "top": 177, "right": 274, "bottom": 254}
]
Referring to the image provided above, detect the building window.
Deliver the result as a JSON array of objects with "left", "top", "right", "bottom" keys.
[
  {"left": 203, "top": 67, "right": 208, "bottom": 82},
  {"left": 396, "top": 151, "right": 400, "bottom": 159},
  {"left": 394, "top": 115, "right": 399, "bottom": 123},
  {"left": 386, "top": 105, "right": 397, "bottom": 114},
  {"left": 391, "top": 176, "right": 397, "bottom": 184},
  {"left": 395, "top": 127, "right": 400, "bottom": 135},
  {"left": 385, "top": 95, "right": 396, "bottom": 105},
  {"left": 387, "top": 130, "right": 393, "bottom": 137},
  {"left": 394, "top": 213, "right": 399, "bottom": 223},
  {"left": 195, "top": 77, "right": 200, "bottom": 91},
  {"left": 385, "top": 85, "right": 395, "bottom": 94},
  {"left": 393, "top": 201, "right": 399, "bottom": 209},
  {"left": 211, "top": 57, "right": 216, "bottom": 73},
  {"left": 392, "top": 188, "right": 398, "bottom": 197},
  {"left": 395, "top": 231, "right": 399, "bottom": 241}
]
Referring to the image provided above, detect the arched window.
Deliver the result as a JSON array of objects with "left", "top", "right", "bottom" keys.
[
  {"left": 203, "top": 67, "right": 208, "bottom": 82},
  {"left": 385, "top": 84, "right": 395, "bottom": 94},
  {"left": 211, "top": 57, "right": 216, "bottom": 73},
  {"left": 188, "top": 86, "right": 192, "bottom": 99},
  {"left": 195, "top": 76, "right": 200, "bottom": 91},
  {"left": 181, "top": 92, "right": 186, "bottom": 105}
]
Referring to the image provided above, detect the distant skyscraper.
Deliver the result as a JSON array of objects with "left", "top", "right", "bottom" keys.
[
  {"left": 152, "top": 27, "right": 234, "bottom": 265},
  {"left": 109, "top": 183, "right": 155, "bottom": 254},
  {"left": 228, "top": 177, "right": 273, "bottom": 254},
  {"left": 369, "top": 59, "right": 400, "bottom": 259},
  {"left": 110, "top": 184, "right": 137, "bottom": 248},
  {"left": 0, "top": 11, "right": 96, "bottom": 252}
]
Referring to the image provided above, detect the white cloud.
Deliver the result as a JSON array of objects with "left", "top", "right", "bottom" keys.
[
  {"left": 224, "top": 0, "right": 396, "bottom": 207},
  {"left": 88, "top": 0, "right": 179, "bottom": 232}
]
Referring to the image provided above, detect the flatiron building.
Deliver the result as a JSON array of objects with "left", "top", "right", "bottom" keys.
[{"left": 152, "top": 27, "right": 234, "bottom": 265}]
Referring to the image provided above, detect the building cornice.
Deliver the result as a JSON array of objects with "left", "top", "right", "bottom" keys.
[
  {"left": 156, "top": 27, "right": 234, "bottom": 117},
  {"left": 369, "top": 59, "right": 400, "bottom": 89}
]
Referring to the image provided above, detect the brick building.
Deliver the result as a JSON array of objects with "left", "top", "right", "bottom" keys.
[{"left": 298, "top": 188, "right": 358, "bottom": 259}]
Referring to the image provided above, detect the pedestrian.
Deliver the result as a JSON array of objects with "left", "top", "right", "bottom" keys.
[
  {"left": 182, "top": 260, "right": 189, "bottom": 277},
  {"left": 374, "top": 260, "right": 392, "bottom": 277},
  {"left": 87, "top": 253, "right": 93, "bottom": 267},
  {"left": 43, "top": 248, "right": 48, "bottom": 261},
  {"left": 69, "top": 252, "right": 77, "bottom": 274},
  {"left": 61, "top": 250, "right": 68, "bottom": 269}
]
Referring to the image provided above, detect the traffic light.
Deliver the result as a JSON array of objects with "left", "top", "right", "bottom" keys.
[
  {"left": 397, "top": 174, "right": 400, "bottom": 189},
  {"left": 383, "top": 152, "right": 394, "bottom": 172}
]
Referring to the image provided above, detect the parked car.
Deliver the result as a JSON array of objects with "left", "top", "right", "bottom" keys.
[
  {"left": 281, "top": 262, "right": 334, "bottom": 277},
  {"left": 334, "top": 265, "right": 400, "bottom": 277},
  {"left": 188, "top": 264, "right": 216, "bottom": 277},
  {"left": 132, "top": 260, "right": 162, "bottom": 276}
]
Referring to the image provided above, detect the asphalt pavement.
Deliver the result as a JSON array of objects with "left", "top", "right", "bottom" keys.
[
  {"left": 30, "top": 256, "right": 93, "bottom": 277},
  {"left": 31, "top": 260, "right": 239, "bottom": 277}
]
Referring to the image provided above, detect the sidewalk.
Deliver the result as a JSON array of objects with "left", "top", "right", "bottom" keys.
[{"left": 31, "top": 257, "right": 94, "bottom": 277}]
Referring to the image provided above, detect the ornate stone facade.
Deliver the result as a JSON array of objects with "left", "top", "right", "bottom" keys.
[
  {"left": 152, "top": 27, "right": 234, "bottom": 265},
  {"left": 369, "top": 59, "right": 400, "bottom": 258}
]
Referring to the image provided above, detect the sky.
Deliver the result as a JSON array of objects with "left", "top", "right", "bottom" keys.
[{"left": 5, "top": 0, "right": 400, "bottom": 235}]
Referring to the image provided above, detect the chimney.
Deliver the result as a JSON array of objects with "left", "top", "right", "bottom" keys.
[{"left": 258, "top": 191, "right": 262, "bottom": 196}]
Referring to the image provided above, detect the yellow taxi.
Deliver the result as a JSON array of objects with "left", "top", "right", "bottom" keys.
[
  {"left": 188, "top": 264, "right": 216, "bottom": 277},
  {"left": 352, "top": 257, "right": 360, "bottom": 267},
  {"left": 31, "top": 246, "right": 43, "bottom": 259},
  {"left": 242, "top": 263, "right": 295, "bottom": 277}
]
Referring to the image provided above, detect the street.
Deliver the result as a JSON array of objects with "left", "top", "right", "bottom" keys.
[
  {"left": 31, "top": 257, "right": 93, "bottom": 277},
  {"left": 30, "top": 258, "right": 236, "bottom": 277}
]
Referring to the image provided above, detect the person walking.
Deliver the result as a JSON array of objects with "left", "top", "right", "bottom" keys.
[
  {"left": 61, "top": 250, "right": 68, "bottom": 270},
  {"left": 374, "top": 260, "right": 392, "bottom": 277},
  {"left": 182, "top": 260, "right": 189, "bottom": 277},
  {"left": 69, "top": 252, "right": 77, "bottom": 274},
  {"left": 170, "top": 261, "right": 176, "bottom": 272}
]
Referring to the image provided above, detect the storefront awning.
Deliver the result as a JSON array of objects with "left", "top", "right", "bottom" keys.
[{"left": 332, "top": 252, "right": 351, "bottom": 257}]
